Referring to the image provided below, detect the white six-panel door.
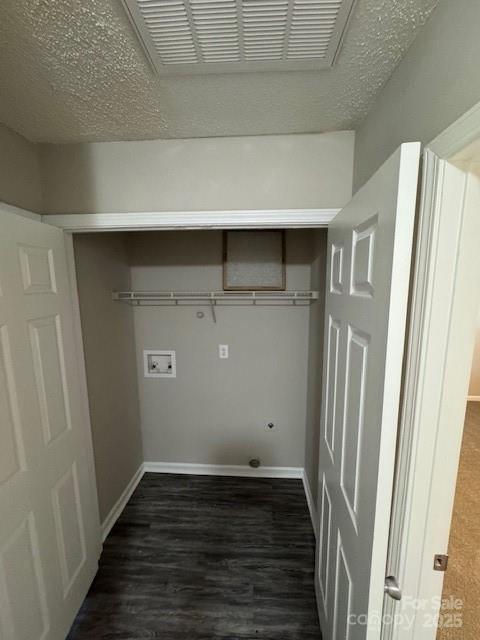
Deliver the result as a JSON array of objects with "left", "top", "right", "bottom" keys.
[
  {"left": 315, "top": 144, "right": 420, "bottom": 640},
  {"left": 0, "top": 210, "right": 100, "bottom": 640}
]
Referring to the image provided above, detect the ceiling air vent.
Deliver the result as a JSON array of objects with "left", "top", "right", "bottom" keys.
[{"left": 122, "top": 0, "right": 357, "bottom": 75}]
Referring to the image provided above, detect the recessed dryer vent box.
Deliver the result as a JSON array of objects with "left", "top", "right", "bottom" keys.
[{"left": 143, "top": 350, "right": 176, "bottom": 378}]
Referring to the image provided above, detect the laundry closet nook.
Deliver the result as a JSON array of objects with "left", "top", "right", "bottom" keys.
[{"left": 73, "top": 228, "right": 328, "bottom": 528}]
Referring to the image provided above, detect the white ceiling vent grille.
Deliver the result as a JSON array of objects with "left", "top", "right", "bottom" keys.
[{"left": 122, "top": 0, "right": 357, "bottom": 75}]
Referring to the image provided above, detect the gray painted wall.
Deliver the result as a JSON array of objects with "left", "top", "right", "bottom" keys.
[
  {"left": 0, "top": 126, "right": 353, "bottom": 214},
  {"left": 0, "top": 124, "right": 42, "bottom": 212},
  {"left": 304, "top": 230, "right": 328, "bottom": 508},
  {"left": 129, "top": 230, "right": 320, "bottom": 468},
  {"left": 353, "top": 0, "right": 480, "bottom": 190},
  {"left": 73, "top": 233, "right": 143, "bottom": 523},
  {"left": 40, "top": 132, "right": 354, "bottom": 213}
]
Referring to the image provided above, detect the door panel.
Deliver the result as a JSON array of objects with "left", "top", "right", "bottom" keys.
[
  {"left": 0, "top": 514, "right": 50, "bottom": 640},
  {"left": 0, "top": 324, "right": 26, "bottom": 484},
  {"left": 316, "top": 144, "right": 420, "bottom": 640},
  {"left": 29, "top": 315, "right": 72, "bottom": 445},
  {"left": 319, "top": 473, "right": 332, "bottom": 612},
  {"left": 0, "top": 210, "right": 100, "bottom": 640}
]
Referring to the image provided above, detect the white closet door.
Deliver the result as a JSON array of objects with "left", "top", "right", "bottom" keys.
[
  {"left": 316, "top": 143, "right": 420, "bottom": 639},
  {"left": 0, "top": 210, "right": 100, "bottom": 640}
]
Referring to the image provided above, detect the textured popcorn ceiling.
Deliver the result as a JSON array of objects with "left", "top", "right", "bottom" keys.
[{"left": 0, "top": 0, "right": 438, "bottom": 143}]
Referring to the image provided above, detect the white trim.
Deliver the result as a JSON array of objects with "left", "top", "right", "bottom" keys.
[
  {"left": 101, "top": 464, "right": 145, "bottom": 542},
  {"left": 0, "top": 201, "right": 41, "bottom": 222},
  {"left": 409, "top": 160, "right": 480, "bottom": 639},
  {"left": 467, "top": 395, "right": 480, "bottom": 401},
  {"left": 384, "top": 149, "right": 480, "bottom": 640},
  {"left": 42, "top": 209, "right": 339, "bottom": 232},
  {"left": 143, "top": 461, "right": 304, "bottom": 478},
  {"left": 381, "top": 149, "right": 445, "bottom": 638},
  {"left": 428, "top": 100, "right": 480, "bottom": 159},
  {"left": 302, "top": 470, "right": 318, "bottom": 538}
]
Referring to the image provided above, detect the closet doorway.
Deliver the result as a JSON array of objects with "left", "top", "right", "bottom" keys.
[{"left": 70, "top": 228, "right": 326, "bottom": 639}]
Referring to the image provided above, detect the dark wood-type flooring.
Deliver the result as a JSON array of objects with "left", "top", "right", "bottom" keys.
[{"left": 67, "top": 473, "right": 322, "bottom": 639}]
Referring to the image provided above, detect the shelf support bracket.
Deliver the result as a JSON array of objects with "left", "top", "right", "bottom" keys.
[{"left": 210, "top": 298, "right": 217, "bottom": 323}]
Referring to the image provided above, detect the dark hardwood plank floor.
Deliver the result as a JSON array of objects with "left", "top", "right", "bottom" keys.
[{"left": 67, "top": 473, "right": 322, "bottom": 640}]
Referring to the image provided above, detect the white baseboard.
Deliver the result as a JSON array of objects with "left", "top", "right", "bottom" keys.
[
  {"left": 143, "top": 461, "right": 304, "bottom": 479},
  {"left": 101, "top": 464, "right": 144, "bottom": 542},
  {"left": 302, "top": 470, "right": 318, "bottom": 538},
  {"left": 100, "top": 462, "right": 314, "bottom": 544},
  {"left": 467, "top": 395, "right": 480, "bottom": 401}
]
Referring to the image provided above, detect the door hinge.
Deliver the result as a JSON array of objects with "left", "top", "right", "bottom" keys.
[{"left": 433, "top": 554, "right": 449, "bottom": 572}]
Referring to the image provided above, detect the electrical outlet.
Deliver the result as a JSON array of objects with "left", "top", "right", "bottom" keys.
[{"left": 219, "top": 344, "right": 229, "bottom": 359}]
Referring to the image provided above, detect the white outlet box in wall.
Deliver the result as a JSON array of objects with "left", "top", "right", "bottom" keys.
[
  {"left": 219, "top": 344, "right": 229, "bottom": 359},
  {"left": 144, "top": 350, "right": 176, "bottom": 378}
]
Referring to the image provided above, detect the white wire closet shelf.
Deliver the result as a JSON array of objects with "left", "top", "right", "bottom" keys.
[{"left": 112, "top": 290, "right": 320, "bottom": 306}]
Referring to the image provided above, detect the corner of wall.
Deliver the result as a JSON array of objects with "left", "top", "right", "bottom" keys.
[
  {"left": 73, "top": 233, "right": 144, "bottom": 523},
  {"left": 304, "top": 229, "right": 328, "bottom": 510},
  {"left": 38, "top": 142, "right": 52, "bottom": 215},
  {"left": 352, "top": 0, "right": 480, "bottom": 191}
]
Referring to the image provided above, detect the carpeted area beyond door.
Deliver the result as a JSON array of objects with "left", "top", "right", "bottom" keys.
[{"left": 438, "top": 402, "right": 480, "bottom": 640}]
